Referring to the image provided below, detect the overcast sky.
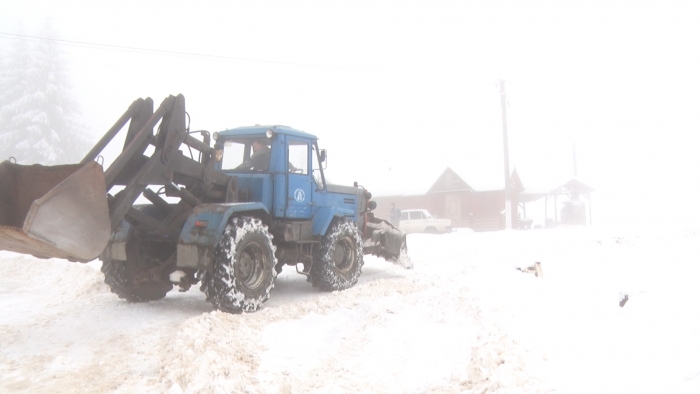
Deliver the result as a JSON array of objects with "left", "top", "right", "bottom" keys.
[{"left": 2, "top": 1, "right": 699, "bottom": 226}]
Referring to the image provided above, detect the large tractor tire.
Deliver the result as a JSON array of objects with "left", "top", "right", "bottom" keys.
[
  {"left": 101, "top": 239, "right": 174, "bottom": 302},
  {"left": 202, "top": 216, "right": 277, "bottom": 313},
  {"left": 311, "top": 217, "right": 364, "bottom": 291}
]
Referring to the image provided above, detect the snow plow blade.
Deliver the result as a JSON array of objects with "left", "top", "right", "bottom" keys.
[
  {"left": 0, "top": 161, "right": 110, "bottom": 262},
  {"left": 363, "top": 214, "right": 411, "bottom": 268}
]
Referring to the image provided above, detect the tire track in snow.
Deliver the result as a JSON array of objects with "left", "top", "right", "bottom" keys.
[
  {"left": 0, "top": 254, "right": 205, "bottom": 393},
  {"left": 159, "top": 277, "right": 429, "bottom": 393},
  {"left": 159, "top": 258, "right": 550, "bottom": 393}
]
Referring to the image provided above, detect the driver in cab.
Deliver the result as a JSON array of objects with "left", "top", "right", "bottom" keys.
[{"left": 236, "top": 138, "right": 270, "bottom": 171}]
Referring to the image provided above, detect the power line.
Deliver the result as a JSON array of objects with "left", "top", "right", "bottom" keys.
[{"left": 0, "top": 32, "right": 360, "bottom": 71}]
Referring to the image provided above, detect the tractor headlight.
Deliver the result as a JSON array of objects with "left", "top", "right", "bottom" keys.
[
  {"left": 212, "top": 132, "right": 219, "bottom": 141},
  {"left": 266, "top": 129, "right": 274, "bottom": 139}
]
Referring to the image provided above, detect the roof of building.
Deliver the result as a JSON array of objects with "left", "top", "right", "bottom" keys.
[
  {"left": 370, "top": 163, "right": 594, "bottom": 199},
  {"left": 369, "top": 163, "right": 507, "bottom": 197},
  {"left": 363, "top": 165, "right": 446, "bottom": 197}
]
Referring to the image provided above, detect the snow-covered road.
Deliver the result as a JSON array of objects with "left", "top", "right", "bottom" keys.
[{"left": 2, "top": 226, "right": 699, "bottom": 393}]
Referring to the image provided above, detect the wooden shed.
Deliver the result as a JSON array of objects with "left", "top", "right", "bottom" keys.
[
  {"left": 512, "top": 171, "right": 595, "bottom": 227},
  {"left": 372, "top": 167, "right": 506, "bottom": 232},
  {"left": 369, "top": 165, "right": 594, "bottom": 231}
]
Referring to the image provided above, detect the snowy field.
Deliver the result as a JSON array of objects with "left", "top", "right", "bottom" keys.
[{"left": 1, "top": 225, "right": 700, "bottom": 393}]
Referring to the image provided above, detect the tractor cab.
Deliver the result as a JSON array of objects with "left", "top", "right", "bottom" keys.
[{"left": 214, "top": 125, "right": 327, "bottom": 221}]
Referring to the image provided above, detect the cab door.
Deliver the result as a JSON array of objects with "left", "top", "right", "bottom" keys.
[{"left": 286, "top": 139, "right": 313, "bottom": 219}]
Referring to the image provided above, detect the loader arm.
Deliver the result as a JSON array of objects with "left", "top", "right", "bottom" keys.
[{"left": 0, "top": 94, "right": 231, "bottom": 262}]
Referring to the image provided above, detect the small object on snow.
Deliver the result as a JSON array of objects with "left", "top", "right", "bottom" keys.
[
  {"left": 516, "top": 262, "right": 543, "bottom": 278},
  {"left": 169, "top": 270, "right": 187, "bottom": 283},
  {"left": 619, "top": 293, "right": 629, "bottom": 308}
]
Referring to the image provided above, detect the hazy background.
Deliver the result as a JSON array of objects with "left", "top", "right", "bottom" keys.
[{"left": 2, "top": 0, "right": 699, "bottom": 228}]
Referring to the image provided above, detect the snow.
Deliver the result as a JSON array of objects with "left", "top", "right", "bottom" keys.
[{"left": 2, "top": 226, "right": 700, "bottom": 393}]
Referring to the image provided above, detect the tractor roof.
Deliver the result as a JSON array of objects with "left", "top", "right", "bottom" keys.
[{"left": 218, "top": 125, "right": 318, "bottom": 140}]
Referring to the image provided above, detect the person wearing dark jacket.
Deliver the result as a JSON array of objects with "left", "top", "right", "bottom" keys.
[
  {"left": 390, "top": 203, "right": 401, "bottom": 227},
  {"left": 237, "top": 139, "right": 271, "bottom": 171}
]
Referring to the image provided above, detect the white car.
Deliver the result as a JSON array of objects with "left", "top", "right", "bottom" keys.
[{"left": 398, "top": 209, "right": 451, "bottom": 234}]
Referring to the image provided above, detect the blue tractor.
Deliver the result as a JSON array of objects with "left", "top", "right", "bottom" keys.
[{"left": 0, "top": 94, "right": 408, "bottom": 313}]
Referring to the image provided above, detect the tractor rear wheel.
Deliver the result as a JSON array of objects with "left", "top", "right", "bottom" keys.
[
  {"left": 101, "top": 239, "right": 174, "bottom": 302},
  {"left": 202, "top": 216, "right": 277, "bottom": 313},
  {"left": 311, "top": 218, "right": 363, "bottom": 291}
]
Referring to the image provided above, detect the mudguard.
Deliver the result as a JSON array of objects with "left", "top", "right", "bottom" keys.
[
  {"left": 100, "top": 218, "right": 133, "bottom": 262},
  {"left": 312, "top": 206, "right": 355, "bottom": 236},
  {"left": 176, "top": 202, "right": 269, "bottom": 269}
]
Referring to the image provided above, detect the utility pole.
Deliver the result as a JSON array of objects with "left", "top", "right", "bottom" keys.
[{"left": 499, "top": 80, "right": 511, "bottom": 229}]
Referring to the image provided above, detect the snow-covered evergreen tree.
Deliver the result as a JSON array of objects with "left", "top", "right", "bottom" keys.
[
  {"left": 0, "top": 28, "right": 35, "bottom": 162},
  {"left": 0, "top": 51, "right": 6, "bottom": 138},
  {"left": 0, "top": 22, "right": 92, "bottom": 165}
]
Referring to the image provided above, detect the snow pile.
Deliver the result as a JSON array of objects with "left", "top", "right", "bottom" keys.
[
  {"left": 0, "top": 252, "right": 108, "bottom": 312},
  {"left": 456, "top": 320, "right": 548, "bottom": 394},
  {"left": 159, "top": 277, "right": 432, "bottom": 393},
  {"left": 158, "top": 237, "right": 551, "bottom": 393},
  {"left": 160, "top": 311, "right": 263, "bottom": 394}
]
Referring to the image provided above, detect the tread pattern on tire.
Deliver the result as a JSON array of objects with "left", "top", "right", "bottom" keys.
[
  {"left": 202, "top": 216, "right": 277, "bottom": 313},
  {"left": 101, "top": 258, "right": 172, "bottom": 302},
  {"left": 310, "top": 217, "right": 364, "bottom": 291}
]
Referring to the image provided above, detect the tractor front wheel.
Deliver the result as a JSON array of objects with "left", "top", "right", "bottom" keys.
[{"left": 311, "top": 218, "right": 364, "bottom": 291}]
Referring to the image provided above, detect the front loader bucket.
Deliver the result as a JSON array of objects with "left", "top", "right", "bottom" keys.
[{"left": 0, "top": 161, "right": 110, "bottom": 262}]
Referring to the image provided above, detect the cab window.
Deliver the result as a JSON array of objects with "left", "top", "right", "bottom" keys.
[
  {"left": 221, "top": 140, "right": 247, "bottom": 170},
  {"left": 288, "top": 141, "right": 308, "bottom": 174},
  {"left": 312, "top": 145, "right": 325, "bottom": 190},
  {"left": 219, "top": 137, "right": 271, "bottom": 171}
]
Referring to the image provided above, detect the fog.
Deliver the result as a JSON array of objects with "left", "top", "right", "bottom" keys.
[{"left": 2, "top": 0, "right": 699, "bottom": 229}]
